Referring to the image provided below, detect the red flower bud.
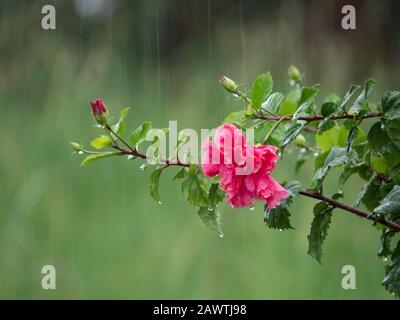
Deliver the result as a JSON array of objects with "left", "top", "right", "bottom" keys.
[{"left": 90, "top": 98, "right": 109, "bottom": 125}]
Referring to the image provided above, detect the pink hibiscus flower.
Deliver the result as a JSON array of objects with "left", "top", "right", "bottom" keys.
[{"left": 201, "top": 123, "right": 288, "bottom": 209}]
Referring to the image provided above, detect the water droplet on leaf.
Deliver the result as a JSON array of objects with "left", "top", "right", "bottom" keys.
[
  {"left": 208, "top": 207, "right": 213, "bottom": 211},
  {"left": 249, "top": 205, "right": 255, "bottom": 212},
  {"left": 78, "top": 151, "right": 84, "bottom": 155},
  {"left": 158, "top": 201, "right": 162, "bottom": 205},
  {"left": 127, "top": 155, "right": 134, "bottom": 160}
]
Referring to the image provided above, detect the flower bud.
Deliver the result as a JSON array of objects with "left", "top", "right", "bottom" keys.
[
  {"left": 288, "top": 65, "right": 302, "bottom": 83},
  {"left": 70, "top": 142, "right": 83, "bottom": 152},
  {"left": 294, "top": 134, "right": 306, "bottom": 147},
  {"left": 219, "top": 75, "right": 237, "bottom": 93},
  {"left": 91, "top": 98, "right": 109, "bottom": 125}
]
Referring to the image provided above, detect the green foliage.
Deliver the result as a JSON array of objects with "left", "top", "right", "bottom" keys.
[
  {"left": 264, "top": 180, "right": 301, "bottom": 230},
  {"left": 382, "top": 90, "right": 400, "bottom": 120},
  {"left": 149, "top": 168, "right": 163, "bottom": 202},
  {"left": 281, "top": 121, "right": 305, "bottom": 148},
  {"left": 374, "top": 185, "right": 400, "bottom": 221},
  {"left": 308, "top": 202, "right": 333, "bottom": 263},
  {"left": 340, "top": 84, "right": 361, "bottom": 112},
  {"left": 197, "top": 207, "right": 223, "bottom": 237},
  {"left": 350, "top": 79, "right": 376, "bottom": 114},
  {"left": 80, "top": 152, "right": 119, "bottom": 167},
  {"left": 224, "top": 110, "right": 247, "bottom": 127},
  {"left": 113, "top": 107, "right": 130, "bottom": 136},
  {"left": 181, "top": 171, "right": 209, "bottom": 208},
  {"left": 293, "top": 85, "right": 319, "bottom": 119},
  {"left": 130, "top": 121, "right": 152, "bottom": 147},
  {"left": 354, "top": 173, "right": 381, "bottom": 211},
  {"left": 262, "top": 92, "right": 284, "bottom": 114},
  {"left": 383, "top": 240, "right": 400, "bottom": 297},
  {"left": 251, "top": 72, "right": 273, "bottom": 109},
  {"left": 312, "top": 147, "right": 349, "bottom": 190},
  {"left": 316, "top": 126, "right": 348, "bottom": 152},
  {"left": 197, "top": 183, "right": 225, "bottom": 236},
  {"left": 90, "top": 135, "right": 112, "bottom": 149}
]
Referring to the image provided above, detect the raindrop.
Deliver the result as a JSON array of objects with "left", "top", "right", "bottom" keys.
[
  {"left": 127, "top": 155, "right": 134, "bottom": 160},
  {"left": 279, "top": 228, "right": 284, "bottom": 232},
  {"left": 219, "top": 234, "right": 224, "bottom": 238},
  {"left": 313, "top": 152, "right": 319, "bottom": 157},
  {"left": 95, "top": 124, "right": 104, "bottom": 128},
  {"left": 249, "top": 205, "right": 255, "bottom": 212},
  {"left": 78, "top": 151, "right": 84, "bottom": 155},
  {"left": 383, "top": 257, "right": 388, "bottom": 262},
  {"left": 140, "top": 163, "right": 147, "bottom": 171},
  {"left": 208, "top": 207, "right": 213, "bottom": 211},
  {"left": 232, "top": 93, "right": 240, "bottom": 98},
  {"left": 158, "top": 201, "right": 162, "bottom": 205}
]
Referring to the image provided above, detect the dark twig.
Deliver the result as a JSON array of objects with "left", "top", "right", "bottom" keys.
[
  {"left": 299, "top": 189, "right": 400, "bottom": 232},
  {"left": 257, "top": 112, "right": 382, "bottom": 123}
]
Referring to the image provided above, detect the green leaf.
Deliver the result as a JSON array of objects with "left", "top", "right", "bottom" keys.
[
  {"left": 197, "top": 207, "right": 223, "bottom": 237},
  {"left": 182, "top": 173, "right": 209, "bottom": 207},
  {"left": 312, "top": 147, "right": 349, "bottom": 190},
  {"left": 251, "top": 73, "right": 273, "bottom": 109},
  {"left": 382, "top": 90, "right": 400, "bottom": 120},
  {"left": 346, "top": 126, "right": 358, "bottom": 154},
  {"left": 208, "top": 183, "right": 225, "bottom": 208},
  {"left": 278, "top": 88, "right": 301, "bottom": 116},
  {"left": 351, "top": 79, "right": 376, "bottom": 113},
  {"left": 371, "top": 154, "right": 388, "bottom": 174},
  {"left": 113, "top": 107, "right": 130, "bottom": 136},
  {"left": 338, "top": 165, "right": 358, "bottom": 194},
  {"left": 254, "top": 121, "right": 285, "bottom": 146},
  {"left": 382, "top": 240, "right": 400, "bottom": 298},
  {"left": 149, "top": 168, "right": 163, "bottom": 202},
  {"left": 317, "top": 119, "right": 335, "bottom": 134},
  {"left": 340, "top": 84, "right": 361, "bottom": 112},
  {"left": 374, "top": 185, "right": 400, "bottom": 220},
  {"left": 90, "top": 135, "right": 112, "bottom": 149},
  {"left": 314, "top": 151, "right": 329, "bottom": 170},
  {"left": 321, "top": 101, "right": 339, "bottom": 117},
  {"left": 261, "top": 92, "right": 284, "bottom": 114},
  {"left": 280, "top": 121, "right": 306, "bottom": 148},
  {"left": 80, "top": 152, "right": 119, "bottom": 167},
  {"left": 368, "top": 122, "right": 389, "bottom": 154},
  {"left": 316, "top": 126, "right": 348, "bottom": 152},
  {"left": 378, "top": 229, "right": 395, "bottom": 258},
  {"left": 224, "top": 110, "right": 247, "bottom": 127},
  {"left": 368, "top": 121, "right": 400, "bottom": 165},
  {"left": 354, "top": 173, "right": 381, "bottom": 210},
  {"left": 130, "top": 121, "right": 152, "bottom": 147},
  {"left": 173, "top": 168, "right": 187, "bottom": 180},
  {"left": 293, "top": 85, "right": 319, "bottom": 119},
  {"left": 307, "top": 202, "right": 333, "bottom": 263},
  {"left": 264, "top": 180, "right": 301, "bottom": 230},
  {"left": 385, "top": 119, "right": 400, "bottom": 150}
]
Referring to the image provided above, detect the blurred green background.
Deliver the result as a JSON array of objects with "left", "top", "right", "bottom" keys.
[{"left": 0, "top": 0, "right": 399, "bottom": 299}]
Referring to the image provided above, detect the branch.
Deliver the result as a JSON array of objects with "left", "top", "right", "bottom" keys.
[
  {"left": 299, "top": 189, "right": 400, "bottom": 232},
  {"left": 113, "top": 145, "right": 190, "bottom": 167},
  {"left": 257, "top": 112, "right": 382, "bottom": 123}
]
